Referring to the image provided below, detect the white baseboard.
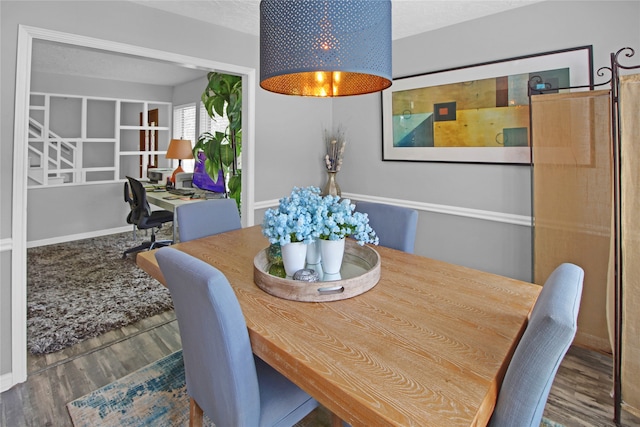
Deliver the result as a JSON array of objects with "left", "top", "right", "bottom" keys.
[
  {"left": 26, "top": 226, "right": 133, "bottom": 248},
  {"left": 0, "top": 372, "right": 15, "bottom": 393}
]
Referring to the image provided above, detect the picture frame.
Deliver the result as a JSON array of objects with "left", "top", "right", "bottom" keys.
[{"left": 381, "top": 46, "right": 593, "bottom": 164}]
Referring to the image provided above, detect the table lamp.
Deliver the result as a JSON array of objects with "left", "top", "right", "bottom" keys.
[{"left": 165, "top": 138, "right": 194, "bottom": 183}]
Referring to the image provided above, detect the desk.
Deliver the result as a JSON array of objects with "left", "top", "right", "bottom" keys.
[
  {"left": 145, "top": 190, "right": 220, "bottom": 241},
  {"left": 137, "top": 226, "right": 540, "bottom": 426},
  {"left": 145, "top": 189, "right": 203, "bottom": 211}
]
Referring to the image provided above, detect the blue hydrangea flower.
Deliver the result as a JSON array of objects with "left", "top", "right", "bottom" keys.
[
  {"left": 262, "top": 186, "right": 378, "bottom": 246},
  {"left": 262, "top": 186, "right": 323, "bottom": 245}
]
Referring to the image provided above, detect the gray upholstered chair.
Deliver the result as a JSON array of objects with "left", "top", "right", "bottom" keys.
[
  {"left": 156, "top": 247, "right": 318, "bottom": 427},
  {"left": 175, "top": 198, "right": 241, "bottom": 242},
  {"left": 489, "top": 263, "right": 584, "bottom": 427},
  {"left": 355, "top": 201, "right": 418, "bottom": 253}
]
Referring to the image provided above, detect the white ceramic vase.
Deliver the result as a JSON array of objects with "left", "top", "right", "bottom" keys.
[
  {"left": 305, "top": 240, "right": 323, "bottom": 277},
  {"left": 320, "top": 238, "right": 346, "bottom": 278},
  {"left": 306, "top": 240, "right": 321, "bottom": 265},
  {"left": 281, "top": 242, "right": 308, "bottom": 277}
]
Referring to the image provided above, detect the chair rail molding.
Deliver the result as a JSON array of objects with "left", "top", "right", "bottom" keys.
[
  {"left": 0, "top": 238, "right": 12, "bottom": 253},
  {"left": 8, "top": 24, "right": 257, "bottom": 393},
  {"left": 254, "top": 193, "right": 532, "bottom": 227}
]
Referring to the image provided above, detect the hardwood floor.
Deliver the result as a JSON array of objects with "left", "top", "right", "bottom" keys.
[
  {"left": 1, "top": 311, "right": 180, "bottom": 427},
  {"left": 1, "top": 310, "right": 639, "bottom": 426},
  {"left": 544, "top": 346, "right": 640, "bottom": 427}
]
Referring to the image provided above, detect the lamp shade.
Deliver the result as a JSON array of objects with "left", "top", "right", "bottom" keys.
[
  {"left": 260, "top": 0, "right": 392, "bottom": 97},
  {"left": 165, "top": 139, "right": 194, "bottom": 184},
  {"left": 165, "top": 139, "right": 194, "bottom": 160}
]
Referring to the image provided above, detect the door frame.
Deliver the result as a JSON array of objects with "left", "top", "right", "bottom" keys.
[{"left": 10, "top": 24, "right": 256, "bottom": 389}]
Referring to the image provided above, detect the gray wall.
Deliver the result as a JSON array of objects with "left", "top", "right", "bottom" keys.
[
  {"left": 31, "top": 71, "right": 174, "bottom": 100},
  {"left": 0, "top": 0, "right": 328, "bottom": 377},
  {"left": 0, "top": 251, "right": 10, "bottom": 376},
  {"left": 27, "top": 71, "right": 174, "bottom": 242},
  {"left": 1, "top": 0, "right": 638, "bottom": 378},
  {"left": 173, "top": 77, "right": 207, "bottom": 107},
  {"left": 335, "top": 0, "right": 639, "bottom": 281},
  {"left": 333, "top": 0, "right": 639, "bottom": 353}
]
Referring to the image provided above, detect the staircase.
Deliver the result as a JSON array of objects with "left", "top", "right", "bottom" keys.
[{"left": 28, "top": 117, "right": 78, "bottom": 186}]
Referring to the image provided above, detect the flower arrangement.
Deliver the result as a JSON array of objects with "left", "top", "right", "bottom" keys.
[
  {"left": 317, "top": 195, "right": 379, "bottom": 245},
  {"left": 324, "top": 127, "right": 346, "bottom": 172},
  {"left": 262, "top": 186, "right": 323, "bottom": 246},
  {"left": 262, "top": 186, "right": 378, "bottom": 246}
]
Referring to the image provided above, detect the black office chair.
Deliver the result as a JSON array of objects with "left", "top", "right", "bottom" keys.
[{"left": 123, "top": 176, "right": 174, "bottom": 258}]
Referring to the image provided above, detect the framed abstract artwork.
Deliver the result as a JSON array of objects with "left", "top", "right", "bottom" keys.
[{"left": 381, "top": 46, "right": 593, "bottom": 164}]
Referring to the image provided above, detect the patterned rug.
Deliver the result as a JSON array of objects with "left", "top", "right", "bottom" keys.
[
  {"left": 67, "top": 350, "right": 563, "bottom": 427},
  {"left": 66, "top": 350, "right": 332, "bottom": 427},
  {"left": 27, "top": 228, "right": 173, "bottom": 354}
]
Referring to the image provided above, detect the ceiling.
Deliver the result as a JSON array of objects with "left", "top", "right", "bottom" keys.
[
  {"left": 31, "top": 40, "right": 209, "bottom": 86},
  {"left": 130, "top": 0, "right": 543, "bottom": 41},
  {"left": 31, "top": 0, "right": 543, "bottom": 86}
]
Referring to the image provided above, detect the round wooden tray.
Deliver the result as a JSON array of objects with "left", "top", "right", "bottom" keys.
[{"left": 253, "top": 239, "right": 381, "bottom": 302}]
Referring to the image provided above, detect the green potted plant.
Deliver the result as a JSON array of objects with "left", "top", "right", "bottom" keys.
[{"left": 193, "top": 72, "right": 242, "bottom": 208}]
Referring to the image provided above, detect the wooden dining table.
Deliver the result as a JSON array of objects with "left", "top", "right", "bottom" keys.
[{"left": 136, "top": 225, "right": 541, "bottom": 426}]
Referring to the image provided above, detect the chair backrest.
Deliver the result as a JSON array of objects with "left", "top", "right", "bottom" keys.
[
  {"left": 176, "top": 198, "right": 241, "bottom": 242},
  {"left": 125, "top": 176, "right": 152, "bottom": 227},
  {"left": 124, "top": 181, "right": 134, "bottom": 224},
  {"left": 156, "top": 247, "right": 261, "bottom": 426},
  {"left": 355, "top": 201, "right": 418, "bottom": 253},
  {"left": 489, "top": 263, "right": 584, "bottom": 427}
]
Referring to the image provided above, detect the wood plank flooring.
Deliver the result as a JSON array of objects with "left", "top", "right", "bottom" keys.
[{"left": 1, "top": 309, "right": 639, "bottom": 427}]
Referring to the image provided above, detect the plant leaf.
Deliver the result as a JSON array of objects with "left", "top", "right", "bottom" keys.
[
  {"left": 228, "top": 173, "right": 242, "bottom": 210},
  {"left": 204, "top": 158, "right": 222, "bottom": 183},
  {"left": 199, "top": 72, "right": 242, "bottom": 201},
  {"left": 220, "top": 144, "right": 234, "bottom": 167},
  {"left": 213, "top": 97, "right": 225, "bottom": 117}
]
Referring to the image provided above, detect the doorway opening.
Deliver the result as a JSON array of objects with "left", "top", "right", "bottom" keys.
[{"left": 9, "top": 25, "right": 256, "bottom": 390}]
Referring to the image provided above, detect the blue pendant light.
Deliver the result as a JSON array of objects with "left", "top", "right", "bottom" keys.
[{"left": 260, "top": 0, "right": 392, "bottom": 97}]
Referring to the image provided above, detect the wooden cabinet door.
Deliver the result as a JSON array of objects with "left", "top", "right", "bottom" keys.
[{"left": 139, "top": 108, "right": 159, "bottom": 176}]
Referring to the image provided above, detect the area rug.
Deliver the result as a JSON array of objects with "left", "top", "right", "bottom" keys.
[
  {"left": 67, "top": 350, "right": 562, "bottom": 427},
  {"left": 66, "top": 350, "right": 332, "bottom": 427},
  {"left": 541, "top": 418, "right": 565, "bottom": 427},
  {"left": 27, "top": 228, "right": 174, "bottom": 354}
]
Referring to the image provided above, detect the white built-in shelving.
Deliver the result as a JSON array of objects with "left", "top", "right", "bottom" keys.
[{"left": 28, "top": 92, "right": 172, "bottom": 187}]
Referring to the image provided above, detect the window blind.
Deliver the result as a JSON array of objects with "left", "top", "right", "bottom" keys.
[
  {"left": 199, "top": 102, "right": 229, "bottom": 135},
  {"left": 173, "top": 103, "right": 196, "bottom": 142},
  {"left": 172, "top": 103, "right": 196, "bottom": 172}
]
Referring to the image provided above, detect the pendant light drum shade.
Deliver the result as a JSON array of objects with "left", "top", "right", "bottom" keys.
[{"left": 260, "top": 0, "right": 392, "bottom": 97}]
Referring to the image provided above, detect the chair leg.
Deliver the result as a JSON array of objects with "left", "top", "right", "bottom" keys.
[
  {"left": 148, "top": 241, "right": 172, "bottom": 250},
  {"left": 149, "top": 226, "right": 173, "bottom": 249},
  {"left": 189, "top": 397, "right": 204, "bottom": 427},
  {"left": 123, "top": 226, "right": 172, "bottom": 258},
  {"left": 122, "top": 241, "right": 153, "bottom": 259}
]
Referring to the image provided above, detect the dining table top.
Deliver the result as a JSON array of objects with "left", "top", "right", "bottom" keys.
[{"left": 136, "top": 225, "right": 541, "bottom": 426}]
